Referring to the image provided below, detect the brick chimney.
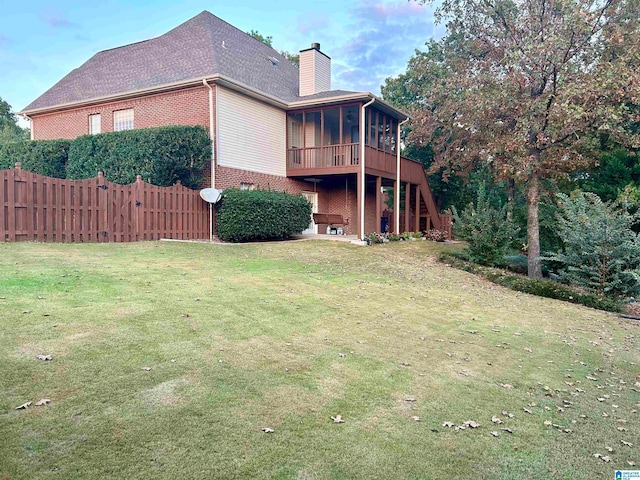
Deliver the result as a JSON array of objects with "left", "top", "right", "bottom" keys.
[{"left": 299, "top": 43, "right": 331, "bottom": 96}]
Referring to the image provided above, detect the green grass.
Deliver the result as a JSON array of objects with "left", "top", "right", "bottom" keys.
[{"left": 0, "top": 240, "right": 638, "bottom": 479}]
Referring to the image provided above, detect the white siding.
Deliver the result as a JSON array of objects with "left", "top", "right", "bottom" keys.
[
  {"left": 217, "top": 86, "right": 286, "bottom": 177},
  {"left": 313, "top": 50, "right": 331, "bottom": 93},
  {"left": 299, "top": 49, "right": 331, "bottom": 96},
  {"left": 299, "top": 50, "right": 316, "bottom": 97}
]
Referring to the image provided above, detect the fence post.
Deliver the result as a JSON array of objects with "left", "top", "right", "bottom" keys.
[
  {"left": 134, "top": 175, "right": 143, "bottom": 241},
  {"left": 97, "top": 172, "right": 108, "bottom": 242}
]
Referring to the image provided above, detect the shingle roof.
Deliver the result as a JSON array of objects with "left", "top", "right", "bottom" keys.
[{"left": 23, "top": 11, "right": 311, "bottom": 111}]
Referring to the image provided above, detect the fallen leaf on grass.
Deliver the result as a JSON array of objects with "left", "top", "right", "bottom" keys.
[
  {"left": 523, "top": 408, "right": 533, "bottom": 414},
  {"left": 463, "top": 420, "right": 480, "bottom": 428},
  {"left": 501, "top": 428, "right": 513, "bottom": 433},
  {"left": 442, "top": 422, "right": 455, "bottom": 427},
  {"left": 339, "top": 353, "right": 346, "bottom": 358},
  {"left": 601, "top": 456, "right": 611, "bottom": 463},
  {"left": 141, "top": 367, "right": 152, "bottom": 371},
  {"left": 524, "top": 347, "right": 532, "bottom": 353},
  {"left": 628, "top": 461, "right": 636, "bottom": 466},
  {"left": 15, "top": 402, "right": 32, "bottom": 410},
  {"left": 500, "top": 383, "right": 514, "bottom": 389},
  {"left": 621, "top": 440, "right": 633, "bottom": 447},
  {"left": 36, "top": 354, "right": 52, "bottom": 361},
  {"left": 180, "top": 313, "right": 190, "bottom": 318},
  {"left": 35, "top": 399, "right": 50, "bottom": 406},
  {"left": 618, "top": 427, "right": 627, "bottom": 432},
  {"left": 404, "top": 397, "right": 417, "bottom": 402},
  {"left": 261, "top": 427, "right": 274, "bottom": 433},
  {"left": 492, "top": 416, "right": 503, "bottom": 424},
  {"left": 331, "top": 415, "right": 345, "bottom": 424},
  {"left": 544, "top": 420, "right": 552, "bottom": 426},
  {"left": 400, "top": 362, "right": 411, "bottom": 367},
  {"left": 490, "top": 431, "right": 500, "bottom": 437},
  {"left": 411, "top": 416, "right": 421, "bottom": 422}
]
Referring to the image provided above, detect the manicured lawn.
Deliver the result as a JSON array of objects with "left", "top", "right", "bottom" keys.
[{"left": 0, "top": 240, "right": 638, "bottom": 479}]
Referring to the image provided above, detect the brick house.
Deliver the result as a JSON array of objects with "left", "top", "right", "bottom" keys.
[{"left": 20, "top": 11, "right": 447, "bottom": 238}]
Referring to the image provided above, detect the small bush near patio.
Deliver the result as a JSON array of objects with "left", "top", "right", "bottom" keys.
[
  {"left": 66, "top": 125, "right": 211, "bottom": 188},
  {"left": 424, "top": 229, "right": 448, "bottom": 242},
  {"left": 0, "top": 139, "right": 70, "bottom": 178},
  {"left": 216, "top": 189, "right": 311, "bottom": 242}
]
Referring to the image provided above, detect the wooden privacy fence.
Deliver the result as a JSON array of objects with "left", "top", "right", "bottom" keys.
[{"left": 0, "top": 164, "right": 209, "bottom": 242}]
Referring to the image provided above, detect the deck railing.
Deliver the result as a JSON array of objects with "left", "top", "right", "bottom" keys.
[{"left": 287, "top": 143, "right": 359, "bottom": 170}]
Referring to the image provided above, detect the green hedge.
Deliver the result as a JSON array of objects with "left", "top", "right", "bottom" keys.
[
  {"left": 66, "top": 125, "right": 211, "bottom": 188},
  {"left": 438, "top": 252, "right": 623, "bottom": 312},
  {"left": 0, "top": 140, "right": 70, "bottom": 178},
  {"left": 216, "top": 189, "right": 312, "bottom": 242}
]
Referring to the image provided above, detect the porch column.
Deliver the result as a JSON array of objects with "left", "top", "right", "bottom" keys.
[
  {"left": 375, "top": 176, "right": 382, "bottom": 233},
  {"left": 357, "top": 171, "right": 363, "bottom": 238},
  {"left": 393, "top": 180, "right": 399, "bottom": 233},
  {"left": 404, "top": 182, "right": 411, "bottom": 233},
  {"left": 415, "top": 185, "right": 421, "bottom": 233}
]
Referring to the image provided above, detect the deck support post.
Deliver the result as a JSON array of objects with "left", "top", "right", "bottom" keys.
[
  {"left": 393, "top": 180, "right": 399, "bottom": 233},
  {"left": 415, "top": 185, "right": 421, "bottom": 233},
  {"left": 404, "top": 182, "right": 411, "bottom": 233},
  {"left": 375, "top": 176, "right": 382, "bottom": 233},
  {"left": 357, "top": 171, "right": 363, "bottom": 239}
]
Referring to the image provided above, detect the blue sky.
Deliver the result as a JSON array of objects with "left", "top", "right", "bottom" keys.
[{"left": 0, "top": 0, "right": 441, "bottom": 126}]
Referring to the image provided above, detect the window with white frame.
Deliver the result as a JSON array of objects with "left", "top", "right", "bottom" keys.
[
  {"left": 240, "top": 182, "right": 255, "bottom": 191},
  {"left": 89, "top": 114, "right": 101, "bottom": 135},
  {"left": 113, "top": 109, "right": 134, "bottom": 131}
]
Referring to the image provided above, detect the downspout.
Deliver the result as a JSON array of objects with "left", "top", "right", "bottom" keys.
[
  {"left": 396, "top": 117, "right": 409, "bottom": 234},
  {"left": 203, "top": 79, "right": 215, "bottom": 189},
  {"left": 23, "top": 115, "right": 34, "bottom": 140},
  {"left": 360, "top": 97, "right": 375, "bottom": 239}
]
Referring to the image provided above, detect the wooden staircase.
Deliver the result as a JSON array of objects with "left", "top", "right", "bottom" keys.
[{"left": 400, "top": 157, "right": 451, "bottom": 236}]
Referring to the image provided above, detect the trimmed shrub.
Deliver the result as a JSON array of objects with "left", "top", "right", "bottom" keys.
[
  {"left": 66, "top": 125, "right": 211, "bottom": 188},
  {"left": 0, "top": 140, "right": 70, "bottom": 178},
  {"left": 438, "top": 252, "right": 623, "bottom": 312},
  {"left": 216, "top": 189, "right": 312, "bottom": 242}
]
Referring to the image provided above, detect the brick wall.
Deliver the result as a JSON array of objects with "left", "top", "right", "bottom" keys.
[{"left": 30, "top": 86, "right": 211, "bottom": 140}]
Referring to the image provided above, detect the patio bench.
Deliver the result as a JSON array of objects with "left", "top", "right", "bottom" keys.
[{"left": 313, "top": 213, "right": 349, "bottom": 227}]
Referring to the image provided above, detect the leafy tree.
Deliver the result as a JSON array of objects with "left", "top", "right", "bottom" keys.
[
  {"left": 574, "top": 148, "right": 640, "bottom": 202},
  {"left": 410, "top": 0, "right": 640, "bottom": 277},
  {"left": 0, "top": 97, "right": 29, "bottom": 144},
  {"left": 452, "top": 183, "right": 519, "bottom": 266},
  {"left": 545, "top": 191, "right": 640, "bottom": 297},
  {"left": 248, "top": 30, "right": 299, "bottom": 67},
  {"left": 248, "top": 30, "right": 273, "bottom": 47}
]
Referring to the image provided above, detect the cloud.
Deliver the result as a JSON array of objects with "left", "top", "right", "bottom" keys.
[
  {"left": 332, "top": 0, "right": 439, "bottom": 94},
  {"left": 40, "top": 9, "right": 80, "bottom": 30}
]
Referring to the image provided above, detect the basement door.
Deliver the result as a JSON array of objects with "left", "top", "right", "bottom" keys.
[{"left": 301, "top": 191, "right": 318, "bottom": 234}]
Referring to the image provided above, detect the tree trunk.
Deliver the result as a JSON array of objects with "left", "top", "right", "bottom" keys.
[
  {"left": 527, "top": 172, "right": 543, "bottom": 278},
  {"left": 506, "top": 178, "right": 515, "bottom": 220}
]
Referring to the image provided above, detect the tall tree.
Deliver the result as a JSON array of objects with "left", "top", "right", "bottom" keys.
[
  {"left": 0, "top": 97, "right": 29, "bottom": 144},
  {"left": 410, "top": 0, "right": 640, "bottom": 277},
  {"left": 248, "top": 30, "right": 299, "bottom": 67}
]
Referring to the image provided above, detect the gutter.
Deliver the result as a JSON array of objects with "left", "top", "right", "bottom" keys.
[
  {"left": 21, "top": 80, "right": 409, "bottom": 122},
  {"left": 360, "top": 97, "right": 375, "bottom": 240},
  {"left": 396, "top": 117, "right": 409, "bottom": 234},
  {"left": 203, "top": 79, "right": 215, "bottom": 189}
]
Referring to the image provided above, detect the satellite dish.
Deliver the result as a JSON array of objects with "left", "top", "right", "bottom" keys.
[{"left": 200, "top": 188, "right": 222, "bottom": 204}]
